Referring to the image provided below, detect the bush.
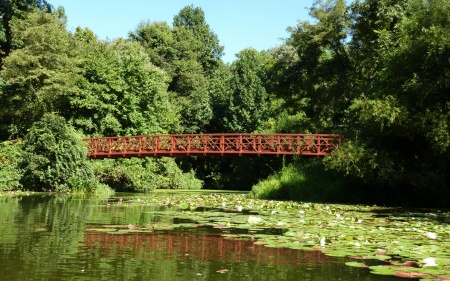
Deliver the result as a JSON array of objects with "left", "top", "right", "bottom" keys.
[
  {"left": 0, "top": 141, "right": 24, "bottom": 191},
  {"left": 92, "top": 157, "right": 203, "bottom": 192},
  {"left": 20, "top": 113, "right": 100, "bottom": 192},
  {"left": 249, "top": 159, "right": 367, "bottom": 204}
]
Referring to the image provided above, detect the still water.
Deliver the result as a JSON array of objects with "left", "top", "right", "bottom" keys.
[{"left": 0, "top": 194, "right": 407, "bottom": 280}]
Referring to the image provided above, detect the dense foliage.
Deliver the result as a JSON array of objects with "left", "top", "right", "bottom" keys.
[
  {"left": 0, "top": 0, "right": 448, "bottom": 206},
  {"left": 256, "top": 0, "right": 450, "bottom": 206},
  {"left": 0, "top": 0, "right": 53, "bottom": 67},
  {"left": 0, "top": 140, "right": 22, "bottom": 191},
  {"left": 20, "top": 113, "right": 101, "bottom": 192}
]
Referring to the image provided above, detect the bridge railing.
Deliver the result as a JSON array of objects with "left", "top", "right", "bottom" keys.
[{"left": 82, "top": 133, "right": 342, "bottom": 159}]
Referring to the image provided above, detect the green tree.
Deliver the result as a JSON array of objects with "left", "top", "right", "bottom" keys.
[
  {"left": 70, "top": 38, "right": 180, "bottom": 136},
  {"left": 20, "top": 113, "right": 100, "bottom": 192},
  {"left": 0, "top": 8, "right": 80, "bottom": 140},
  {"left": 253, "top": 0, "right": 450, "bottom": 206},
  {"left": 130, "top": 6, "right": 224, "bottom": 133},
  {"left": 173, "top": 5, "right": 224, "bottom": 75},
  {"left": 128, "top": 21, "right": 175, "bottom": 70},
  {"left": 323, "top": 0, "right": 450, "bottom": 203},
  {"left": 0, "top": 0, "right": 52, "bottom": 67},
  {"left": 286, "top": 0, "right": 351, "bottom": 131},
  {"left": 206, "top": 61, "right": 232, "bottom": 132},
  {"left": 223, "top": 48, "right": 270, "bottom": 132}
]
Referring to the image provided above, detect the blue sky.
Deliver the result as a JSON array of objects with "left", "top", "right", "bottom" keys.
[{"left": 50, "top": 0, "right": 314, "bottom": 63}]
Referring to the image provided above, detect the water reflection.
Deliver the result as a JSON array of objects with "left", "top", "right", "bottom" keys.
[
  {"left": 83, "top": 229, "right": 331, "bottom": 267},
  {"left": 0, "top": 194, "right": 405, "bottom": 280}
]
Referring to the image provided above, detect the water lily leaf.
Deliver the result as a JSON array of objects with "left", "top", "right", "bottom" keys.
[
  {"left": 362, "top": 255, "right": 392, "bottom": 261},
  {"left": 345, "top": 262, "right": 368, "bottom": 268},
  {"left": 179, "top": 202, "right": 189, "bottom": 210},
  {"left": 324, "top": 251, "right": 348, "bottom": 257},
  {"left": 369, "top": 266, "right": 396, "bottom": 276}
]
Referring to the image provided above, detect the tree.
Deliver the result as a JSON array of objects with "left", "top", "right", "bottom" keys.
[
  {"left": 0, "top": 0, "right": 53, "bottom": 67},
  {"left": 128, "top": 21, "right": 175, "bottom": 70},
  {"left": 257, "top": 0, "right": 450, "bottom": 205},
  {"left": 206, "top": 61, "right": 232, "bottom": 132},
  {"left": 20, "top": 113, "right": 99, "bottom": 192},
  {"left": 0, "top": 8, "right": 80, "bottom": 140},
  {"left": 286, "top": 0, "right": 351, "bottom": 131},
  {"left": 173, "top": 5, "right": 224, "bottom": 75},
  {"left": 223, "top": 48, "right": 270, "bottom": 133},
  {"left": 70, "top": 38, "right": 180, "bottom": 136},
  {"left": 323, "top": 0, "right": 450, "bottom": 202},
  {"left": 130, "top": 5, "right": 224, "bottom": 133}
]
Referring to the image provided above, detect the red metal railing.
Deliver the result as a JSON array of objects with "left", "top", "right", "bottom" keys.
[{"left": 82, "top": 133, "right": 342, "bottom": 159}]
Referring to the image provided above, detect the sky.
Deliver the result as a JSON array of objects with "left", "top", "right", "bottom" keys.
[{"left": 49, "top": 0, "right": 314, "bottom": 63}]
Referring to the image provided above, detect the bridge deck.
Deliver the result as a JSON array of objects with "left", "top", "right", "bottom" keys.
[{"left": 83, "top": 134, "right": 342, "bottom": 159}]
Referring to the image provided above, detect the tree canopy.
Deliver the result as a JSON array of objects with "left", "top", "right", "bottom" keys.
[{"left": 0, "top": 1, "right": 449, "bottom": 206}]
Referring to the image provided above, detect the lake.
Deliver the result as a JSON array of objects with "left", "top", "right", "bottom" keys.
[{"left": 2, "top": 192, "right": 445, "bottom": 280}]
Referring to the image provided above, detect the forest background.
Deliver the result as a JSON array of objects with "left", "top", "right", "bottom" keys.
[{"left": 0, "top": 0, "right": 449, "bottom": 207}]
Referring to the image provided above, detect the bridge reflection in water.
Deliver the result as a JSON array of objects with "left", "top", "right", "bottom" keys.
[
  {"left": 82, "top": 229, "right": 333, "bottom": 267},
  {"left": 83, "top": 133, "right": 342, "bottom": 159}
]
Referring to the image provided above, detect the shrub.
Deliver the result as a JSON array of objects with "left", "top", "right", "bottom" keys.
[
  {"left": 249, "top": 159, "right": 367, "bottom": 204},
  {"left": 0, "top": 141, "right": 24, "bottom": 191},
  {"left": 92, "top": 157, "right": 202, "bottom": 192},
  {"left": 20, "top": 113, "right": 100, "bottom": 192}
]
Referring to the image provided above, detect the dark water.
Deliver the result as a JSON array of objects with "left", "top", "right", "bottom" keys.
[{"left": 0, "top": 194, "right": 406, "bottom": 281}]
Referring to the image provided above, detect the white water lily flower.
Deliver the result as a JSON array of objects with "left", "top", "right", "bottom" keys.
[
  {"left": 221, "top": 202, "right": 226, "bottom": 207},
  {"left": 423, "top": 257, "right": 438, "bottom": 267},
  {"left": 271, "top": 210, "right": 277, "bottom": 215},
  {"left": 426, "top": 232, "right": 437, "bottom": 239},
  {"left": 336, "top": 214, "right": 341, "bottom": 218},
  {"left": 357, "top": 219, "right": 363, "bottom": 224},
  {"left": 320, "top": 237, "right": 326, "bottom": 247},
  {"left": 248, "top": 216, "right": 262, "bottom": 224},
  {"left": 276, "top": 221, "right": 284, "bottom": 226},
  {"left": 237, "top": 206, "right": 243, "bottom": 212},
  {"left": 299, "top": 210, "right": 305, "bottom": 215},
  {"left": 354, "top": 242, "right": 361, "bottom": 247}
]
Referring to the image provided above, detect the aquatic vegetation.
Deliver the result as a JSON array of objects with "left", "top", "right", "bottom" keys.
[
  {"left": 423, "top": 257, "right": 438, "bottom": 267},
  {"left": 89, "top": 193, "right": 450, "bottom": 279},
  {"left": 248, "top": 215, "right": 262, "bottom": 224}
]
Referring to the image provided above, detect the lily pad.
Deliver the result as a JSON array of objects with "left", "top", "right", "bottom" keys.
[
  {"left": 179, "top": 202, "right": 190, "bottom": 210},
  {"left": 345, "top": 262, "right": 368, "bottom": 268},
  {"left": 90, "top": 193, "right": 450, "bottom": 280}
]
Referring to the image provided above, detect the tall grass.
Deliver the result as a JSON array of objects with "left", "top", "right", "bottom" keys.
[
  {"left": 249, "top": 159, "right": 370, "bottom": 204},
  {"left": 250, "top": 158, "right": 450, "bottom": 207}
]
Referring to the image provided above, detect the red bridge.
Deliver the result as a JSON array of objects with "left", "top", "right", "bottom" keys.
[{"left": 83, "top": 133, "right": 342, "bottom": 159}]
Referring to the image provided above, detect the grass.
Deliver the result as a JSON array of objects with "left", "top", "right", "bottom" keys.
[{"left": 249, "top": 159, "right": 368, "bottom": 204}]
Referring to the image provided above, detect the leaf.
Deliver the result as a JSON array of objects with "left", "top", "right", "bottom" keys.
[{"left": 345, "top": 262, "right": 368, "bottom": 268}]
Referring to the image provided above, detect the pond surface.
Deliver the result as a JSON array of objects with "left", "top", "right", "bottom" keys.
[{"left": 0, "top": 193, "right": 443, "bottom": 280}]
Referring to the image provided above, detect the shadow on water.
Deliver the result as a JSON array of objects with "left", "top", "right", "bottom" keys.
[{"left": 369, "top": 207, "right": 450, "bottom": 226}]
